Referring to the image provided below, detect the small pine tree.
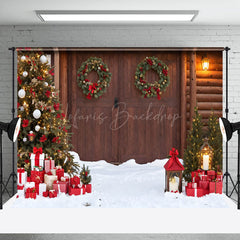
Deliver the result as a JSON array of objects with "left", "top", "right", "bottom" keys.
[
  {"left": 183, "top": 107, "right": 203, "bottom": 182},
  {"left": 208, "top": 112, "right": 223, "bottom": 171},
  {"left": 80, "top": 165, "right": 92, "bottom": 185}
]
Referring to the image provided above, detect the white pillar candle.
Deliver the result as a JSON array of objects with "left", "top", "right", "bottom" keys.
[
  {"left": 203, "top": 154, "right": 209, "bottom": 170},
  {"left": 169, "top": 178, "right": 178, "bottom": 192}
]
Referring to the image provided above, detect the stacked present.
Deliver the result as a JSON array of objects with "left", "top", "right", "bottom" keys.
[
  {"left": 17, "top": 147, "right": 92, "bottom": 200},
  {"left": 185, "top": 169, "right": 223, "bottom": 197}
]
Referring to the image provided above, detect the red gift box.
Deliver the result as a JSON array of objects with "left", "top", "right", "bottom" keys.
[
  {"left": 56, "top": 168, "right": 64, "bottom": 181},
  {"left": 69, "top": 186, "right": 81, "bottom": 196},
  {"left": 70, "top": 176, "right": 80, "bottom": 187},
  {"left": 44, "top": 159, "right": 55, "bottom": 173},
  {"left": 192, "top": 182, "right": 197, "bottom": 189},
  {"left": 49, "top": 190, "right": 57, "bottom": 198},
  {"left": 31, "top": 170, "right": 45, "bottom": 183},
  {"left": 209, "top": 181, "right": 223, "bottom": 194},
  {"left": 27, "top": 177, "right": 31, "bottom": 182},
  {"left": 201, "top": 175, "right": 209, "bottom": 181},
  {"left": 199, "top": 180, "right": 209, "bottom": 190},
  {"left": 187, "top": 182, "right": 192, "bottom": 188},
  {"left": 25, "top": 187, "right": 37, "bottom": 199},
  {"left": 42, "top": 191, "right": 49, "bottom": 197},
  {"left": 207, "top": 170, "right": 216, "bottom": 180},
  {"left": 53, "top": 181, "right": 69, "bottom": 194},
  {"left": 185, "top": 186, "right": 204, "bottom": 197},
  {"left": 25, "top": 192, "right": 37, "bottom": 199},
  {"left": 85, "top": 184, "right": 92, "bottom": 193},
  {"left": 17, "top": 185, "right": 24, "bottom": 190},
  {"left": 191, "top": 171, "right": 201, "bottom": 183}
]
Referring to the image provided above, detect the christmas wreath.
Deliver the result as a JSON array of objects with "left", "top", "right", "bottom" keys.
[
  {"left": 77, "top": 57, "right": 112, "bottom": 99},
  {"left": 134, "top": 56, "right": 170, "bottom": 99}
]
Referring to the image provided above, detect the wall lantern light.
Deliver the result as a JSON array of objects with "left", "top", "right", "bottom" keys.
[{"left": 202, "top": 56, "right": 209, "bottom": 71}]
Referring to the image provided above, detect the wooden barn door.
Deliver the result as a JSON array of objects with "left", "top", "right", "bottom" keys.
[{"left": 59, "top": 50, "right": 181, "bottom": 164}]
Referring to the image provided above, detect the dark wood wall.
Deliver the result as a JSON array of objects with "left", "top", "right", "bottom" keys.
[{"left": 55, "top": 49, "right": 222, "bottom": 163}]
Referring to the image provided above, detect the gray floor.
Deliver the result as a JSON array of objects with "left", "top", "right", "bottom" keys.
[{"left": 0, "top": 234, "right": 240, "bottom": 240}]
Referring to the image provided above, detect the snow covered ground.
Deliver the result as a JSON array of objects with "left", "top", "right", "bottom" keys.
[{"left": 8, "top": 152, "right": 236, "bottom": 209}]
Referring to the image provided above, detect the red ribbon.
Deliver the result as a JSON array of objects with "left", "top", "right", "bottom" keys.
[
  {"left": 88, "top": 83, "right": 97, "bottom": 93},
  {"left": 33, "top": 147, "right": 42, "bottom": 167},
  {"left": 156, "top": 88, "right": 161, "bottom": 100},
  {"left": 169, "top": 148, "right": 179, "bottom": 158},
  {"left": 17, "top": 168, "right": 25, "bottom": 184}
]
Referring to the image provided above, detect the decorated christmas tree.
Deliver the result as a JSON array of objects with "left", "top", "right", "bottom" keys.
[
  {"left": 208, "top": 112, "right": 223, "bottom": 171},
  {"left": 17, "top": 51, "right": 79, "bottom": 175},
  {"left": 80, "top": 165, "right": 91, "bottom": 185},
  {"left": 183, "top": 107, "right": 203, "bottom": 182}
]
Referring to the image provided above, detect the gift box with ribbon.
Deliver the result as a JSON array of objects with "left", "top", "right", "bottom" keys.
[
  {"left": 56, "top": 166, "right": 64, "bottom": 181},
  {"left": 49, "top": 190, "right": 57, "bottom": 198},
  {"left": 69, "top": 186, "right": 81, "bottom": 196},
  {"left": 17, "top": 168, "right": 27, "bottom": 186},
  {"left": 53, "top": 180, "right": 69, "bottom": 194},
  {"left": 24, "top": 181, "right": 35, "bottom": 190},
  {"left": 30, "top": 170, "right": 45, "bottom": 184},
  {"left": 207, "top": 170, "right": 216, "bottom": 181},
  {"left": 209, "top": 181, "right": 223, "bottom": 194},
  {"left": 35, "top": 183, "right": 47, "bottom": 195},
  {"left": 30, "top": 147, "right": 45, "bottom": 171},
  {"left": 70, "top": 176, "right": 80, "bottom": 187},
  {"left": 25, "top": 187, "right": 37, "bottom": 199},
  {"left": 44, "top": 158, "right": 55, "bottom": 174},
  {"left": 42, "top": 191, "right": 49, "bottom": 197},
  {"left": 60, "top": 176, "right": 69, "bottom": 182},
  {"left": 44, "top": 174, "right": 58, "bottom": 190},
  {"left": 84, "top": 184, "right": 92, "bottom": 193},
  {"left": 185, "top": 186, "right": 204, "bottom": 198}
]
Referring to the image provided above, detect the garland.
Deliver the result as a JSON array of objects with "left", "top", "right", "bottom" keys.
[
  {"left": 77, "top": 57, "right": 112, "bottom": 99},
  {"left": 134, "top": 56, "right": 170, "bottom": 99}
]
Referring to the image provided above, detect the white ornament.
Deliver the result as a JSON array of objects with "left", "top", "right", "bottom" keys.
[
  {"left": 18, "top": 89, "right": 26, "bottom": 98},
  {"left": 40, "top": 55, "right": 48, "bottom": 64},
  {"left": 21, "top": 56, "right": 26, "bottom": 62},
  {"left": 23, "top": 137, "right": 27, "bottom": 142},
  {"left": 44, "top": 82, "right": 48, "bottom": 86},
  {"left": 22, "top": 71, "right": 28, "bottom": 77},
  {"left": 35, "top": 125, "right": 40, "bottom": 132},
  {"left": 19, "top": 106, "right": 24, "bottom": 111},
  {"left": 33, "top": 109, "right": 41, "bottom": 119}
]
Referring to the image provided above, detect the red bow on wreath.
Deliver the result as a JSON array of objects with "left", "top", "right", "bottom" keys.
[{"left": 88, "top": 83, "right": 98, "bottom": 94}]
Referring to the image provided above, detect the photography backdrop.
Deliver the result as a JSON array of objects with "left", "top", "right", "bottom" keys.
[{"left": 0, "top": 24, "right": 238, "bottom": 191}]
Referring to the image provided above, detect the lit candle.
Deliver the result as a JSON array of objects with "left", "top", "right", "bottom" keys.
[
  {"left": 203, "top": 154, "right": 209, "bottom": 170},
  {"left": 169, "top": 177, "right": 178, "bottom": 192}
]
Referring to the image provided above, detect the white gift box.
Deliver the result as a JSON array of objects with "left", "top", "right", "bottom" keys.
[
  {"left": 24, "top": 182, "right": 35, "bottom": 190},
  {"left": 44, "top": 174, "right": 58, "bottom": 190},
  {"left": 30, "top": 153, "right": 45, "bottom": 170},
  {"left": 17, "top": 169, "right": 27, "bottom": 186},
  {"left": 39, "top": 183, "right": 47, "bottom": 196}
]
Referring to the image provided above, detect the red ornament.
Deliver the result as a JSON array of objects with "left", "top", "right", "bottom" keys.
[
  {"left": 45, "top": 90, "right": 51, "bottom": 98},
  {"left": 22, "top": 119, "right": 29, "bottom": 128},
  {"left": 40, "top": 135, "right": 47, "bottom": 143},
  {"left": 162, "top": 69, "right": 168, "bottom": 76},
  {"left": 52, "top": 136, "right": 59, "bottom": 143},
  {"left": 37, "top": 76, "right": 43, "bottom": 81},
  {"left": 17, "top": 76, "right": 22, "bottom": 85},
  {"left": 24, "top": 159, "right": 30, "bottom": 164},
  {"left": 56, "top": 114, "right": 61, "bottom": 119},
  {"left": 54, "top": 103, "right": 60, "bottom": 111}
]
